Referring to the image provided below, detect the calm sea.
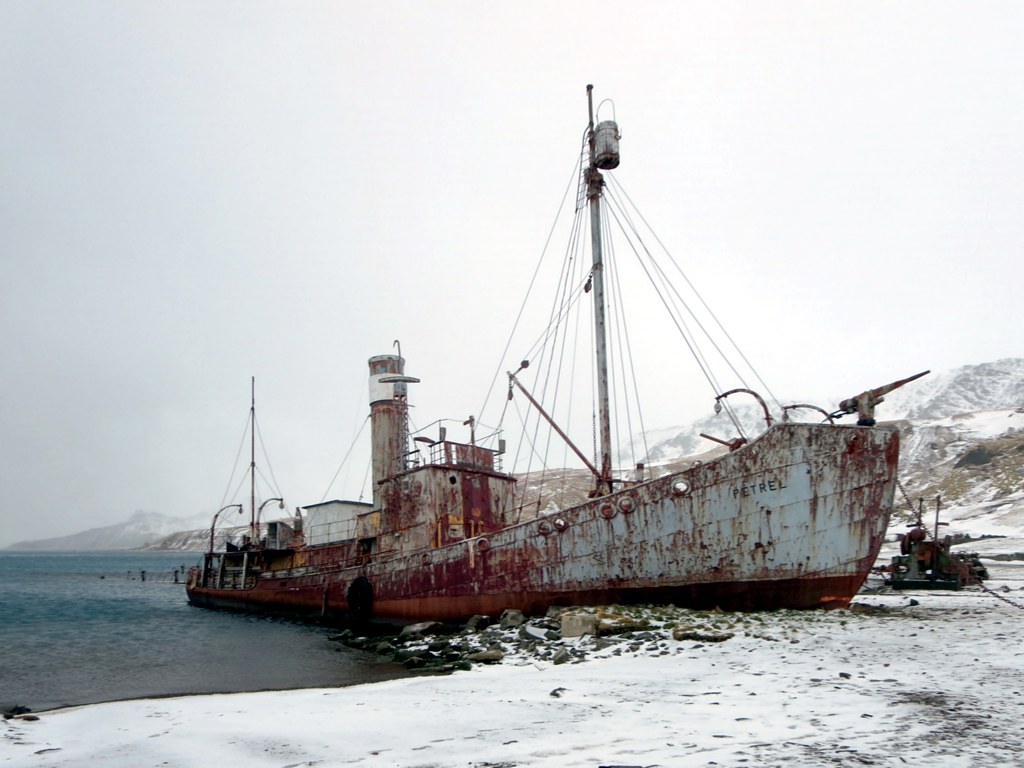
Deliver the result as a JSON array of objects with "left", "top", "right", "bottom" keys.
[{"left": 0, "top": 551, "right": 408, "bottom": 712}]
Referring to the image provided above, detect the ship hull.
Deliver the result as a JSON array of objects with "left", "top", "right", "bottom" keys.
[{"left": 188, "top": 422, "right": 899, "bottom": 621}]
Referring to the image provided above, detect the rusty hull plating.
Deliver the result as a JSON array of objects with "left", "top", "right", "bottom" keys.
[{"left": 187, "top": 356, "right": 899, "bottom": 623}]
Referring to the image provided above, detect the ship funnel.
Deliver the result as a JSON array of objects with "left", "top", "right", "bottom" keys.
[{"left": 368, "top": 355, "right": 419, "bottom": 509}]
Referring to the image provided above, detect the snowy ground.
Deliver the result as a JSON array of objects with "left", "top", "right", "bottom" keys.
[{"left": 4, "top": 559, "right": 1023, "bottom": 768}]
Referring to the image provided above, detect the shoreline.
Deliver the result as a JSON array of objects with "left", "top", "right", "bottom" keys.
[{"left": 5, "top": 581, "right": 1024, "bottom": 767}]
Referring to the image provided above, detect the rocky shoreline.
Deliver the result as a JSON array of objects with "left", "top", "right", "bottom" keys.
[{"left": 331, "top": 602, "right": 799, "bottom": 675}]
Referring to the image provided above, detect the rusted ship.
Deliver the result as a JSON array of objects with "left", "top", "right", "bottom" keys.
[{"left": 188, "top": 86, "right": 917, "bottom": 622}]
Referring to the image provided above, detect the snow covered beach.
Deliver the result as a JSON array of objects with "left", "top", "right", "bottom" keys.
[{"left": 4, "top": 561, "right": 1023, "bottom": 768}]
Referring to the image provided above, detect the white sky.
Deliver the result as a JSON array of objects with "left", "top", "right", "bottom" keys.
[{"left": 2, "top": 2, "right": 1022, "bottom": 546}]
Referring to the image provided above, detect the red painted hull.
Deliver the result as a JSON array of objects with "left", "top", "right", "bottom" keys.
[{"left": 188, "top": 423, "right": 898, "bottom": 622}]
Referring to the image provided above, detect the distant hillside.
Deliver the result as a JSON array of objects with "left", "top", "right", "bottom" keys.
[
  {"left": 872, "top": 358, "right": 1024, "bottom": 420},
  {"left": 4, "top": 510, "right": 210, "bottom": 551},
  {"left": 141, "top": 523, "right": 261, "bottom": 552},
  {"left": 888, "top": 409, "right": 1024, "bottom": 537}
]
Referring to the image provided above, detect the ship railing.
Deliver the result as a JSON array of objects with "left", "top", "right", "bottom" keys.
[
  {"left": 399, "top": 448, "right": 422, "bottom": 471},
  {"left": 304, "top": 519, "right": 356, "bottom": 546},
  {"left": 425, "top": 440, "right": 497, "bottom": 470},
  {"left": 258, "top": 553, "right": 376, "bottom": 582}
]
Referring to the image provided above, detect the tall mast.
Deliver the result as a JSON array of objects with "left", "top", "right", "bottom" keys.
[
  {"left": 249, "top": 375, "right": 256, "bottom": 543},
  {"left": 586, "top": 84, "right": 613, "bottom": 495}
]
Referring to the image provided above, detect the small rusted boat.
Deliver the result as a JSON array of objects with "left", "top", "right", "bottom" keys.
[{"left": 188, "top": 86, "right": 921, "bottom": 622}]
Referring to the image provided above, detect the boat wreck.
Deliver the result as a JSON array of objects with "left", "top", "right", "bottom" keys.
[{"left": 188, "top": 86, "right": 921, "bottom": 623}]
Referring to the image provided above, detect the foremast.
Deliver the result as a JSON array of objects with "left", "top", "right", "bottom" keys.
[
  {"left": 586, "top": 84, "right": 616, "bottom": 496},
  {"left": 248, "top": 376, "right": 257, "bottom": 543}
]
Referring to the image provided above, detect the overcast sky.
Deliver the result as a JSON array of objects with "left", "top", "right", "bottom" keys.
[{"left": 2, "top": 2, "right": 1021, "bottom": 546}]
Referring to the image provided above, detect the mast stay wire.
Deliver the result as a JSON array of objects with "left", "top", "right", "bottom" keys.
[
  {"left": 478, "top": 138, "right": 588, "bottom": 429},
  {"left": 602, "top": 182, "right": 748, "bottom": 438},
  {"left": 320, "top": 415, "right": 370, "bottom": 503},
  {"left": 321, "top": 378, "right": 377, "bottom": 502},
  {"left": 601, "top": 195, "right": 651, "bottom": 473},
  {"left": 219, "top": 408, "right": 252, "bottom": 510},
  {"left": 544, "top": 177, "right": 594, "bottom": 489},
  {"left": 562, "top": 235, "right": 589, "bottom": 499},
  {"left": 225, "top": 470, "right": 251, "bottom": 515},
  {"left": 607, "top": 173, "right": 781, "bottom": 411},
  {"left": 530, "top": 152, "right": 624, "bottom": 488},
  {"left": 357, "top": 453, "right": 372, "bottom": 504},
  {"left": 254, "top": 468, "right": 279, "bottom": 504},
  {"left": 509, "top": 390, "right": 552, "bottom": 520},
  {"left": 253, "top": 413, "right": 284, "bottom": 499},
  {"left": 603, "top": 187, "right": 730, "bottom": 392},
  {"left": 503, "top": 155, "right": 609, "bottom": 497},
  {"left": 521, "top": 218, "right": 579, "bottom": 494},
  {"left": 511, "top": 146, "right": 591, "bottom": 484},
  {"left": 533, "top": 173, "right": 587, "bottom": 480}
]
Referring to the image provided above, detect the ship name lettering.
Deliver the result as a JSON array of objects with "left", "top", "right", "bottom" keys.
[{"left": 732, "top": 478, "right": 788, "bottom": 498}]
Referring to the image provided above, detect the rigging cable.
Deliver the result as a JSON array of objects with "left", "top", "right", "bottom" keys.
[
  {"left": 535, "top": 187, "right": 586, "bottom": 478},
  {"left": 602, "top": 195, "right": 651, "bottom": 471},
  {"left": 603, "top": 183, "right": 746, "bottom": 437},
  {"left": 515, "top": 159, "right": 590, "bottom": 498},
  {"left": 509, "top": 394, "right": 551, "bottom": 520},
  {"left": 320, "top": 415, "right": 369, "bottom": 503},
  {"left": 541, "top": 190, "right": 589, "bottom": 499},
  {"left": 357, "top": 452, "right": 372, "bottom": 504},
  {"left": 608, "top": 174, "right": 781, "bottom": 410},
  {"left": 253, "top": 413, "right": 284, "bottom": 499},
  {"left": 219, "top": 408, "right": 253, "bottom": 509},
  {"left": 477, "top": 146, "right": 585, "bottom": 424},
  {"left": 603, "top": 182, "right": 733, "bottom": 393},
  {"left": 225, "top": 470, "right": 251, "bottom": 516}
]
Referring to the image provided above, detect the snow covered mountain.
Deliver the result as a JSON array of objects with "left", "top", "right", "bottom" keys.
[{"left": 868, "top": 358, "right": 1024, "bottom": 421}]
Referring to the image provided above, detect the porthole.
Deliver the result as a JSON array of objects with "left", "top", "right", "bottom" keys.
[
  {"left": 618, "top": 496, "right": 636, "bottom": 513},
  {"left": 672, "top": 480, "right": 690, "bottom": 496},
  {"left": 537, "top": 521, "right": 552, "bottom": 536},
  {"left": 599, "top": 502, "right": 616, "bottom": 519},
  {"left": 553, "top": 518, "right": 568, "bottom": 532}
]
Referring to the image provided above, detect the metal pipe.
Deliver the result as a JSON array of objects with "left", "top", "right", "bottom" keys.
[
  {"left": 209, "top": 503, "right": 243, "bottom": 553},
  {"left": 508, "top": 372, "right": 601, "bottom": 480},
  {"left": 250, "top": 377, "right": 256, "bottom": 543}
]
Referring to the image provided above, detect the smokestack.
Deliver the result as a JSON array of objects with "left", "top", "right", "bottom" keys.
[{"left": 367, "top": 355, "right": 408, "bottom": 510}]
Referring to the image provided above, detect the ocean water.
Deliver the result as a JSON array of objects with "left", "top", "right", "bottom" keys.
[{"left": 0, "top": 551, "right": 408, "bottom": 712}]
